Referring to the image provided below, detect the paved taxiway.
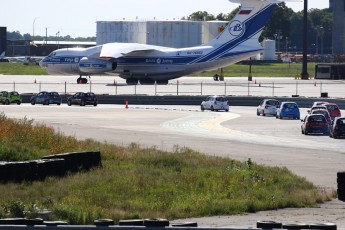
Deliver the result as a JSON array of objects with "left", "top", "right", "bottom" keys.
[{"left": 1, "top": 103, "right": 345, "bottom": 227}]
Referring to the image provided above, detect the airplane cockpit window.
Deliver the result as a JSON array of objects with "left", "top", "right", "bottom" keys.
[{"left": 48, "top": 52, "right": 56, "bottom": 57}]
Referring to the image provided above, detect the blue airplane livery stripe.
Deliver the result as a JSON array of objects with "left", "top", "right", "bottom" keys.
[{"left": 189, "top": 3, "right": 275, "bottom": 65}]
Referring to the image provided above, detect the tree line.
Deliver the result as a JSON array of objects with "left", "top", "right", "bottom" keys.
[{"left": 7, "top": 3, "right": 331, "bottom": 54}]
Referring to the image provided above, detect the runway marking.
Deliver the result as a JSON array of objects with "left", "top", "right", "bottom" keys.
[{"left": 162, "top": 111, "right": 343, "bottom": 152}]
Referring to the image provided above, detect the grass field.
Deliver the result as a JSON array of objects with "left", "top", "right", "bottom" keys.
[
  {"left": 0, "top": 62, "right": 316, "bottom": 78},
  {"left": 0, "top": 113, "right": 334, "bottom": 224},
  {"left": 196, "top": 62, "right": 316, "bottom": 78}
]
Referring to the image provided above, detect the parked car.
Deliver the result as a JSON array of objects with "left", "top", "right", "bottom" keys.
[
  {"left": 329, "top": 117, "right": 345, "bottom": 138},
  {"left": 0, "top": 91, "right": 22, "bottom": 105},
  {"left": 311, "top": 101, "right": 329, "bottom": 107},
  {"left": 67, "top": 92, "right": 98, "bottom": 106},
  {"left": 301, "top": 114, "right": 329, "bottom": 135},
  {"left": 276, "top": 102, "right": 300, "bottom": 119},
  {"left": 201, "top": 95, "right": 229, "bottom": 112},
  {"left": 310, "top": 109, "right": 332, "bottom": 125},
  {"left": 256, "top": 99, "right": 280, "bottom": 116},
  {"left": 308, "top": 105, "right": 327, "bottom": 114},
  {"left": 323, "top": 103, "right": 341, "bottom": 120},
  {"left": 30, "top": 91, "right": 61, "bottom": 105}
]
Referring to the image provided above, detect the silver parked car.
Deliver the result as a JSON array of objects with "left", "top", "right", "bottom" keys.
[
  {"left": 257, "top": 99, "right": 280, "bottom": 116},
  {"left": 201, "top": 95, "right": 229, "bottom": 112}
]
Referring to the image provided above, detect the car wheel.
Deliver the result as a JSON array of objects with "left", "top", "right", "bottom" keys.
[
  {"left": 262, "top": 111, "right": 266, "bottom": 116},
  {"left": 17, "top": 101, "right": 21, "bottom": 105},
  {"left": 31, "top": 99, "right": 35, "bottom": 105},
  {"left": 67, "top": 100, "right": 71, "bottom": 106},
  {"left": 201, "top": 105, "right": 205, "bottom": 111},
  {"left": 301, "top": 129, "right": 304, "bottom": 134},
  {"left": 81, "top": 101, "right": 85, "bottom": 106},
  {"left": 305, "top": 131, "right": 308, "bottom": 135},
  {"left": 225, "top": 109, "right": 229, "bottom": 112},
  {"left": 256, "top": 110, "right": 260, "bottom": 116},
  {"left": 210, "top": 106, "right": 214, "bottom": 111},
  {"left": 5, "top": 100, "right": 9, "bottom": 105},
  {"left": 44, "top": 100, "right": 49, "bottom": 105},
  {"left": 94, "top": 102, "right": 97, "bottom": 107}
]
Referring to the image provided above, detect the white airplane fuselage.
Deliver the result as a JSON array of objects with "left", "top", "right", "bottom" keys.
[{"left": 40, "top": 0, "right": 278, "bottom": 85}]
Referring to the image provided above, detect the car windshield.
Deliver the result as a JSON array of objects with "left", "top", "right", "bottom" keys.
[
  {"left": 284, "top": 103, "right": 297, "bottom": 109},
  {"left": 50, "top": 92, "right": 59, "bottom": 96},
  {"left": 337, "top": 119, "right": 345, "bottom": 126},
  {"left": 326, "top": 105, "right": 339, "bottom": 111},
  {"left": 308, "top": 115, "right": 325, "bottom": 122},
  {"left": 216, "top": 97, "right": 227, "bottom": 102},
  {"left": 267, "top": 100, "right": 279, "bottom": 106}
]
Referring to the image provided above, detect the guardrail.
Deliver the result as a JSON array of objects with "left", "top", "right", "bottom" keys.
[{"left": 18, "top": 94, "right": 345, "bottom": 109}]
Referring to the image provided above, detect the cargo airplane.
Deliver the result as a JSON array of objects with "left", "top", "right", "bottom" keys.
[{"left": 40, "top": 0, "right": 282, "bottom": 85}]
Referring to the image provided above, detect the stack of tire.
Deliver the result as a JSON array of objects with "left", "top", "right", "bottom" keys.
[
  {"left": 257, "top": 221, "right": 337, "bottom": 229},
  {"left": 42, "top": 151, "right": 101, "bottom": 173},
  {"left": 337, "top": 171, "right": 345, "bottom": 201},
  {"left": 0, "top": 151, "right": 101, "bottom": 184}
]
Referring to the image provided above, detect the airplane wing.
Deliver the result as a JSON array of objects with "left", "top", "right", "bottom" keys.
[{"left": 99, "top": 43, "right": 170, "bottom": 58}]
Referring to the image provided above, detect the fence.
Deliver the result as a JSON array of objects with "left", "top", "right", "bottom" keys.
[{"left": 1, "top": 80, "right": 345, "bottom": 98}]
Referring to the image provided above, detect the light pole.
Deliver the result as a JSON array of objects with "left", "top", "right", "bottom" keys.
[
  {"left": 32, "top": 17, "right": 39, "bottom": 40},
  {"left": 319, "top": 26, "right": 324, "bottom": 55},
  {"left": 56, "top": 31, "right": 60, "bottom": 49},
  {"left": 301, "top": 0, "right": 309, "bottom": 80}
]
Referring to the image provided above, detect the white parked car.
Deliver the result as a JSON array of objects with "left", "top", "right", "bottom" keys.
[
  {"left": 256, "top": 99, "right": 280, "bottom": 116},
  {"left": 201, "top": 95, "right": 229, "bottom": 112}
]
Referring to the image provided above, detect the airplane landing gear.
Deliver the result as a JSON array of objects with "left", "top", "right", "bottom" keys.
[{"left": 77, "top": 77, "right": 88, "bottom": 84}]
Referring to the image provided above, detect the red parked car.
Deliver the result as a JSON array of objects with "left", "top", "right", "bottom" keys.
[
  {"left": 301, "top": 114, "right": 329, "bottom": 135},
  {"left": 323, "top": 103, "right": 341, "bottom": 120}
]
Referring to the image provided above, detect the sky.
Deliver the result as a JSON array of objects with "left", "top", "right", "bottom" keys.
[{"left": 1, "top": 0, "right": 329, "bottom": 38}]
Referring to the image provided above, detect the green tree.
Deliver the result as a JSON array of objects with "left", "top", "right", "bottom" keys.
[
  {"left": 189, "top": 11, "right": 215, "bottom": 21},
  {"left": 260, "top": 2, "right": 294, "bottom": 45}
]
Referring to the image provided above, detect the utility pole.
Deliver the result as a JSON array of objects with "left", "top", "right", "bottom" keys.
[{"left": 301, "top": 0, "right": 309, "bottom": 80}]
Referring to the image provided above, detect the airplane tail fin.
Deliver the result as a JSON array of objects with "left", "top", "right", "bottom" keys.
[
  {"left": 206, "top": 0, "right": 278, "bottom": 47},
  {"left": 0, "top": 51, "right": 5, "bottom": 57}
]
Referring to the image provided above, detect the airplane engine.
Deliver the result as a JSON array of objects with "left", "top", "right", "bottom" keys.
[{"left": 78, "top": 57, "right": 117, "bottom": 74}]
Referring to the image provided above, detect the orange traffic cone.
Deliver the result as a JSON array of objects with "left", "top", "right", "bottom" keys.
[{"left": 125, "top": 100, "right": 128, "bottom": 109}]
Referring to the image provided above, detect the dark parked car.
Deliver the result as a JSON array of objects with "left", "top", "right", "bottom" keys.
[
  {"left": 329, "top": 117, "right": 345, "bottom": 139},
  {"left": 301, "top": 114, "right": 329, "bottom": 135},
  {"left": 30, "top": 91, "right": 61, "bottom": 105},
  {"left": 67, "top": 92, "right": 98, "bottom": 106}
]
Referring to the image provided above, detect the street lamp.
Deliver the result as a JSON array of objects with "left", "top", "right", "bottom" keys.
[
  {"left": 32, "top": 17, "right": 39, "bottom": 40},
  {"left": 56, "top": 31, "right": 60, "bottom": 49},
  {"left": 319, "top": 26, "right": 324, "bottom": 55}
]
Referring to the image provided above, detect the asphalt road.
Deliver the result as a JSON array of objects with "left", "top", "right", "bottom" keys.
[{"left": 1, "top": 103, "right": 345, "bottom": 228}]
